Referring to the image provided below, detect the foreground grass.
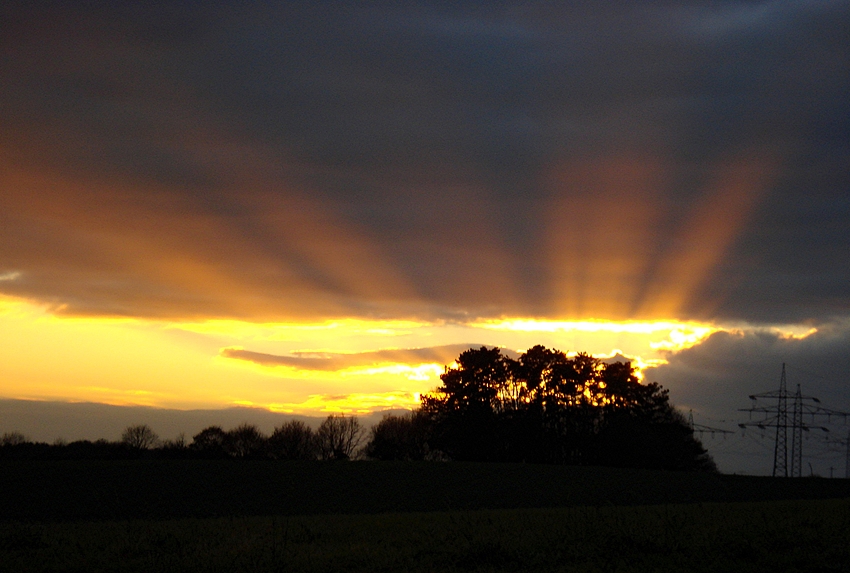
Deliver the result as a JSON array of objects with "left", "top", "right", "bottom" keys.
[{"left": 1, "top": 498, "right": 848, "bottom": 573}]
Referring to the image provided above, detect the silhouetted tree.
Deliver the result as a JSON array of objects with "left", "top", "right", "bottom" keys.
[
  {"left": 315, "top": 414, "right": 364, "bottom": 460},
  {"left": 268, "top": 420, "right": 316, "bottom": 460},
  {"left": 226, "top": 423, "right": 266, "bottom": 458},
  {"left": 191, "top": 426, "right": 229, "bottom": 457},
  {"left": 121, "top": 424, "right": 158, "bottom": 450},
  {"left": 422, "top": 346, "right": 515, "bottom": 461},
  {"left": 365, "top": 411, "right": 431, "bottom": 460}
]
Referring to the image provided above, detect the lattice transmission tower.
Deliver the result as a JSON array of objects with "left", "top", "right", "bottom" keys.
[
  {"left": 687, "top": 410, "right": 734, "bottom": 439},
  {"left": 738, "top": 363, "right": 848, "bottom": 477}
]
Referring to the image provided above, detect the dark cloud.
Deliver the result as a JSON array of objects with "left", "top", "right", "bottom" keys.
[
  {"left": 1, "top": 1, "right": 847, "bottom": 324},
  {"left": 221, "top": 343, "right": 484, "bottom": 371}
]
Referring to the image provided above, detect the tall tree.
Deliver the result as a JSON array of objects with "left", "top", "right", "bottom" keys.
[{"left": 422, "top": 346, "right": 516, "bottom": 461}]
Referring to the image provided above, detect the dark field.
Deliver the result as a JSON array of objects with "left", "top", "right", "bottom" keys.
[
  {"left": 2, "top": 459, "right": 849, "bottom": 520},
  {"left": 2, "top": 461, "right": 849, "bottom": 572}
]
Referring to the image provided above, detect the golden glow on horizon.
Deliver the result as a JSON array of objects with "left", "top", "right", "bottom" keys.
[
  {"left": 266, "top": 391, "right": 420, "bottom": 414},
  {"left": 0, "top": 293, "right": 820, "bottom": 417}
]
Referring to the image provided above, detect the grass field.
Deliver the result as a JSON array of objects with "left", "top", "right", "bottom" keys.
[
  {"left": 1, "top": 460, "right": 849, "bottom": 572},
  {"left": 1, "top": 499, "right": 848, "bottom": 572}
]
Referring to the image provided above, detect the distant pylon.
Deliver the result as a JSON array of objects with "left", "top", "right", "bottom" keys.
[
  {"left": 773, "top": 364, "right": 789, "bottom": 477},
  {"left": 688, "top": 409, "right": 734, "bottom": 438},
  {"left": 791, "top": 384, "right": 803, "bottom": 478}
]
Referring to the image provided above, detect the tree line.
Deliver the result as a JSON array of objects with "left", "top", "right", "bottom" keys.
[
  {"left": 1, "top": 346, "right": 715, "bottom": 471},
  {"left": 0, "top": 415, "right": 365, "bottom": 461}
]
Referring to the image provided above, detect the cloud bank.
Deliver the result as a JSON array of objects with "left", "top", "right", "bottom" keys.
[{"left": 647, "top": 321, "right": 850, "bottom": 474}]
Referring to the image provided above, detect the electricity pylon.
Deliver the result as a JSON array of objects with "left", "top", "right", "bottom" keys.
[
  {"left": 687, "top": 410, "right": 734, "bottom": 438},
  {"left": 739, "top": 364, "right": 837, "bottom": 477}
]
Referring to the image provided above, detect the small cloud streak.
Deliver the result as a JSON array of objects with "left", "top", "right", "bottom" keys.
[
  {"left": 0, "top": 271, "right": 21, "bottom": 282},
  {"left": 220, "top": 344, "right": 477, "bottom": 372}
]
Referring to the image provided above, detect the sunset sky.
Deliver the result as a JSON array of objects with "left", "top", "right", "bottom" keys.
[{"left": 1, "top": 1, "right": 848, "bottom": 474}]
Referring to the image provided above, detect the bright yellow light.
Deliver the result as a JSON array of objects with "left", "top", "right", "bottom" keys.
[
  {"left": 266, "top": 392, "right": 420, "bottom": 414},
  {"left": 772, "top": 326, "right": 818, "bottom": 340},
  {"left": 339, "top": 364, "right": 444, "bottom": 382},
  {"left": 1, "top": 292, "right": 805, "bottom": 417},
  {"left": 475, "top": 318, "right": 717, "bottom": 352}
]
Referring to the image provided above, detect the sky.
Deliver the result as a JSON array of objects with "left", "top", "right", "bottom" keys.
[{"left": 1, "top": 1, "right": 849, "bottom": 474}]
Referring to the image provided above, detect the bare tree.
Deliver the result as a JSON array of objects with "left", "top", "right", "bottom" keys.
[
  {"left": 315, "top": 414, "right": 364, "bottom": 460},
  {"left": 161, "top": 433, "right": 186, "bottom": 450},
  {"left": 121, "top": 424, "right": 159, "bottom": 450},
  {"left": 0, "top": 432, "right": 29, "bottom": 446}
]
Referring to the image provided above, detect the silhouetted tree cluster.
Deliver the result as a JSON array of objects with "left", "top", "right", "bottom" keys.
[
  {"left": 0, "top": 415, "right": 362, "bottom": 461},
  {"left": 0, "top": 431, "right": 29, "bottom": 446},
  {"left": 189, "top": 417, "right": 361, "bottom": 460},
  {"left": 416, "top": 346, "right": 716, "bottom": 471},
  {"left": 190, "top": 424, "right": 269, "bottom": 458}
]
